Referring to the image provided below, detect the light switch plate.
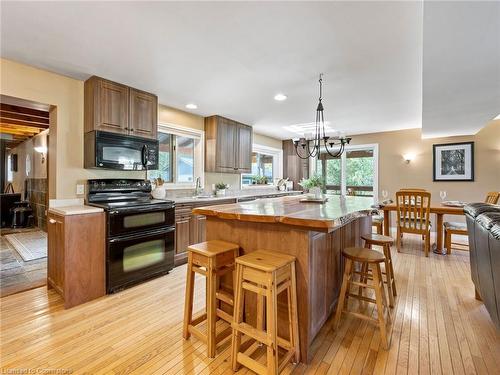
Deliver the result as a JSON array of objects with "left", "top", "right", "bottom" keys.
[{"left": 76, "top": 184, "right": 85, "bottom": 195}]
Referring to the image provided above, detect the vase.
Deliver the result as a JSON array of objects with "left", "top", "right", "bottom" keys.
[
  {"left": 151, "top": 186, "right": 166, "bottom": 199},
  {"left": 216, "top": 189, "right": 226, "bottom": 197},
  {"left": 309, "top": 187, "right": 321, "bottom": 199}
]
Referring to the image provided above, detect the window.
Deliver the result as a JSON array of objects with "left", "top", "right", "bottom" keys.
[
  {"left": 312, "top": 144, "right": 378, "bottom": 199},
  {"left": 176, "top": 136, "right": 194, "bottom": 183},
  {"left": 316, "top": 156, "right": 341, "bottom": 194},
  {"left": 6, "top": 155, "right": 13, "bottom": 182},
  {"left": 147, "top": 124, "right": 203, "bottom": 188},
  {"left": 345, "top": 149, "right": 375, "bottom": 196},
  {"left": 241, "top": 144, "right": 283, "bottom": 187}
]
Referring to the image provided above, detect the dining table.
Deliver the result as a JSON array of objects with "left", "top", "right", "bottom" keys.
[{"left": 380, "top": 202, "right": 465, "bottom": 254}]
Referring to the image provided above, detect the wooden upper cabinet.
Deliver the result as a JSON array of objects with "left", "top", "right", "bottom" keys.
[
  {"left": 283, "top": 139, "right": 309, "bottom": 191},
  {"left": 236, "top": 123, "right": 252, "bottom": 173},
  {"left": 205, "top": 115, "right": 253, "bottom": 173},
  {"left": 129, "top": 88, "right": 158, "bottom": 139},
  {"left": 85, "top": 77, "right": 129, "bottom": 134},
  {"left": 85, "top": 76, "right": 158, "bottom": 139},
  {"left": 216, "top": 117, "right": 237, "bottom": 171}
]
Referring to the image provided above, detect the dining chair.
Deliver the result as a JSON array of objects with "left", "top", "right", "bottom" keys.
[
  {"left": 396, "top": 190, "right": 432, "bottom": 256},
  {"left": 444, "top": 192, "right": 500, "bottom": 254}
]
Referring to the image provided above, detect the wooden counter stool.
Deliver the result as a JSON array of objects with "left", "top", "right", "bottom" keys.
[
  {"left": 231, "top": 250, "right": 299, "bottom": 375},
  {"left": 372, "top": 214, "right": 383, "bottom": 235},
  {"left": 183, "top": 240, "right": 239, "bottom": 358},
  {"left": 361, "top": 233, "right": 397, "bottom": 308},
  {"left": 334, "top": 247, "right": 392, "bottom": 349}
]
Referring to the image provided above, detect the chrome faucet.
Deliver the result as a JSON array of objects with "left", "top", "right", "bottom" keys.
[{"left": 195, "top": 177, "right": 203, "bottom": 196}]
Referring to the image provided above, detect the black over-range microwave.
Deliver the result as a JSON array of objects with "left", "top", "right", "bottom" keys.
[{"left": 84, "top": 131, "right": 159, "bottom": 170}]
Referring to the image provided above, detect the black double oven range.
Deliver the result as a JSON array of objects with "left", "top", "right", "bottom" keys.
[{"left": 87, "top": 179, "right": 175, "bottom": 293}]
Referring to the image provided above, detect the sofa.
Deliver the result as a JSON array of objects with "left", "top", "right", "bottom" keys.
[{"left": 465, "top": 203, "right": 500, "bottom": 329}]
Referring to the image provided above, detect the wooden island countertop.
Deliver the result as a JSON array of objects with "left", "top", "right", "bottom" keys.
[
  {"left": 193, "top": 194, "right": 374, "bottom": 231},
  {"left": 192, "top": 195, "right": 374, "bottom": 363}
]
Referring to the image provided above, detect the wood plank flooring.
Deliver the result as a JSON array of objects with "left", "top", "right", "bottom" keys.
[{"left": 1, "top": 233, "right": 498, "bottom": 374}]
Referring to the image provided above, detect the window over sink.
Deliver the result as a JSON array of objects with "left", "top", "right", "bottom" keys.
[
  {"left": 241, "top": 144, "right": 283, "bottom": 187},
  {"left": 147, "top": 123, "right": 204, "bottom": 188}
]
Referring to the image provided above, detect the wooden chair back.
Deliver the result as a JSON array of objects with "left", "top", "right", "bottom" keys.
[
  {"left": 485, "top": 192, "right": 500, "bottom": 204},
  {"left": 396, "top": 190, "right": 431, "bottom": 234}
]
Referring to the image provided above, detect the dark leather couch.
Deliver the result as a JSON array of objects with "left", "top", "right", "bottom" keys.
[{"left": 465, "top": 203, "right": 500, "bottom": 329}]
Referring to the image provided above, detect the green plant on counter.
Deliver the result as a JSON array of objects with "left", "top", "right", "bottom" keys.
[
  {"left": 215, "top": 182, "right": 228, "bottom": 190},
  {"left": 252, "top": 175, "right": 269, "bottom": 185},
  {"left": 298, "top": 174, "right": 325, "bottom": 191}
]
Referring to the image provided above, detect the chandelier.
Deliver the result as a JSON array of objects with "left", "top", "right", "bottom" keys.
[{"left": 293, "top": 74, "right": 351, "bottom": 159}]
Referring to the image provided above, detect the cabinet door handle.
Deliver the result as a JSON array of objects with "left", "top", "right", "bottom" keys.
[
  {"left": 49, "top": 219, "right": 57, "bottom": 224},
  {"left": 130, "top": 128, "right": 135, "bottom": 132}
]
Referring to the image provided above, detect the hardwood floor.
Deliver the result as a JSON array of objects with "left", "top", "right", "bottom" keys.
[{"left": 1, "top": 233, "right": 498, "bottom": 374}]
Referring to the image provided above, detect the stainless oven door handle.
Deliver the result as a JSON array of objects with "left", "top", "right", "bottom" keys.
[
  {"left": 108, "top": 205, "right": 174, "bottom": 215},
  {"left": 141, "top": 145, "right": 149, "bottom": 167},
  {"left": 108, "top": 226, "right": 175, "bottom": 243}
]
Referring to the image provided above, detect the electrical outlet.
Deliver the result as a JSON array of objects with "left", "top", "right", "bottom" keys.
[{"left": 76, "top": 184, "right": 85, "bottom": 195}]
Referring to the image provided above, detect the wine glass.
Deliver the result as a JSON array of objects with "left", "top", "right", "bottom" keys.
[
  {"left": 439, "top": 190, "right": 447, "bottom": 202},
  {"left": 381, "top": 190, "right": 388, "bottom": 202}
]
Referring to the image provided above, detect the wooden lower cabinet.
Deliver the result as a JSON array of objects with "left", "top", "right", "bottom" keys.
[
  {"left": 174, "top": 200, "right": 235, "bottom": 266},
  {"left": 47, "top": 211, "right": 106, "bottom": 309},
  {"left": 190, "top": 214, "right": 206, "bottom": 244},
  {"left": 174, "top": 218, "right": 190, "bottom": 266}
]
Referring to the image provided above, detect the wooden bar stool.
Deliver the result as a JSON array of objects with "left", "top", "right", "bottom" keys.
[
  {"left": 231, "top": 250, "right": 299, "bottom": 375},
  {"left": 183, "top": 240, "right": 239, "bottom": 358},
  {"left": 334, "top": 247, "right": 392, "bottom": 349},
  {"left": 372, "top": 214, "right": 384, "bottom": 235},
  {"left": 361, "top": 233, "right": 397, "bottom": 308}
]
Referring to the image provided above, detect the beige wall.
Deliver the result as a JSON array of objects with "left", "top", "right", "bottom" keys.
[
  {"left": 1, "top": 59, "right": 282, "bottom": 198},
  {"left": 350, "top": 121, "right": 500, "bottom": 224},
  {"left": 254, "top": 133, "right": 282, "bottom": 149},
  {"left": 158, "top": 104, "right": 204, "bottom": 131}
]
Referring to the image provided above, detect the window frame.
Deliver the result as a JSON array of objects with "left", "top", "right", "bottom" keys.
[
  {"left": 310, "top": 143, "right": 379, "bottom": 201},
  {"left": 241, "top": 144, "right": 283, "bottom": 189},
  {"left": 149, "top": 123, "right": 205, "bottom": 190}
]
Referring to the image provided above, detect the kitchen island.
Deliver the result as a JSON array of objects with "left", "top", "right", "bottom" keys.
[{"left": 193, "top": 194, "right": 374, "bottom": 363}]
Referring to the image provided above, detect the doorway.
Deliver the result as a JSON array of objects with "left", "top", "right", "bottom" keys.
[{"left": 0, "top": 95, "right": 50, "bottom": 297}]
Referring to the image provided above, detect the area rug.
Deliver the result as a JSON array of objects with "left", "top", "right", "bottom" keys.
[{"left": 5, "top": 231, "right": 47, "bottom": 261}]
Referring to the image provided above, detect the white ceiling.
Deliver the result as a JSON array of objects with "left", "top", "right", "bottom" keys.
[
  {"left": 1, "top": 2, "right": 498, "bottom": 140},
  {"left": 422, "top": 1, "right": 500, "bottom": 138}
]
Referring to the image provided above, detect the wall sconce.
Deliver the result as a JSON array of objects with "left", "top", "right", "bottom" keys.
[
  {"left": 403, "top": 153, "right": 415, "bottom": 164},
  {"left": 34, "top": 146, "right": 47, "bottom": 163}
]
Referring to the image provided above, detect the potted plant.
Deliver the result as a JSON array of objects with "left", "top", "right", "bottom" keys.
[
  {"left": 215, "top": 182, "right": 228, "bottom": 196},
  {"left": 253, "top": 175, "right": 269, "bottom": 185},
  {"left": 298, "top": 174, "right": 325, "bottom": 199}
]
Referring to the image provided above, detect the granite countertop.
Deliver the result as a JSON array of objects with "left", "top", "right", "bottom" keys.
[
  {"left": 169, "top": 190, "right": 302, "bottom": 204},
  {"left": 192, "top": 194, "right": 374, "bottom": 231},
  {"left": 48, "top": 205, "right": 104, "bottom": 216}
]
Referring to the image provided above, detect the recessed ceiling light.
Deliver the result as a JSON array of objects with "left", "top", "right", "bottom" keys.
[
  {"left": 185, "top": 103, "right": 198, "bottom": 109},
  {"left": 494, "top": 114, "right": 500, "bottom": 120},
  {"left": 274, "top": 93, "right": 287, "bottom": 101}
]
